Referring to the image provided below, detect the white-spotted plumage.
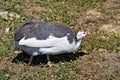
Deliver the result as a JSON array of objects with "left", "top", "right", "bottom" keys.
[
  {"left": 32, "top": 52, "right": 39, "bottom": 56},
  {"left": 19, "top": 34, "right": 77, "bottom": 55},
  {"left": 13, "top": 19, "right": 89, "bottom": 65}
]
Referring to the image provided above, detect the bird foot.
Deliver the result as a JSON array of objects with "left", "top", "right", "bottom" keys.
[
  {"left": 47, "top": 61, "right": 52, "bottom": 67},
  {"left": 28, "top": 56, "right": 33, "bottom": 66}
]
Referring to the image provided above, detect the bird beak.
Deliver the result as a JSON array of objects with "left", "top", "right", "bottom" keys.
[
  {"left": 82, "top": 31, "right": 90, "bottom": 39},
  {"left": 86, "top": 31, "right": 90, "bottom": 36},
  {"left": 83, "top": 30, "right": 90, "bottom": 36}
]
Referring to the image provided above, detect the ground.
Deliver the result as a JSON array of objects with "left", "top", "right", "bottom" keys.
[{"left": 0, "top": 0, "right": 120, "bottom": 80}]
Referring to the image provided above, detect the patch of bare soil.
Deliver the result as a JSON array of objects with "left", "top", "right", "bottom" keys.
[
  {"left": 100, "top": 24, "right": 120, "bottom": 34},
  {"left": 23, "top": 6, "right": 45, "bottom": 19},
  {"left": 76, "top": 0, "right": 120, "bottom": 78},
  {"left": 100, "top": 0, "right": 120, "bottom": 34},
  {"left": 100, "top": 52, "right": 120, "bottom": 77},
  {"left": 77, "top": 0, "right": 120, "bottom": 34},
  {"left": 77, "top": 51, "right": 120, "bottom": 79},
  {"left": 21, "top": 1, "right": 45, "bottom": 19},
  {"left": 104, "top": 0, "right": 120, "bottom": 9}
]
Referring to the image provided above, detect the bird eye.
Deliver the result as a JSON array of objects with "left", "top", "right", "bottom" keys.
[
  {"left": 83, "top": 30, "right": 86, "bottom": 34},
  {"left": 83, "top": 32, "right": 85, "bottom": 34}
]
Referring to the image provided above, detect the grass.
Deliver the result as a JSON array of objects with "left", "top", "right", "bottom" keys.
[
  {"left": 81, "top": 30, "right": 120, "bottom": 53},
  {"left": 0, "top": 0, "right": 120, "bottom": 80},
  {"left": 0, "top": 66, "right": 15, "bottom": 80}
]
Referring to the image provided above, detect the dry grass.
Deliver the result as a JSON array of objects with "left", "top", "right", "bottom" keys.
[{"left": 0, "top": 0, "right": 120, "bottom": 80}]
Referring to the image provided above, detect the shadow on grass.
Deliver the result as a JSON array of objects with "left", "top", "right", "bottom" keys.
[{"left": 12, "top": 52, "right": 87, "bottom": 66}]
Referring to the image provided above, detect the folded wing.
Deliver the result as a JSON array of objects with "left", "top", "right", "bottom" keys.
[{"left": 19, "top": 35, "right": 68, "bottom": 48}]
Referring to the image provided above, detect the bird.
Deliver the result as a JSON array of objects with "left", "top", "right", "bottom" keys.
[{"left": 12, "top": 19, "right": 89, "bottom": 66}]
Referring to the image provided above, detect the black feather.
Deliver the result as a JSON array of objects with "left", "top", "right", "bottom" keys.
[{"left": 14, "top": 20, "right": 76, "bottom": 43}]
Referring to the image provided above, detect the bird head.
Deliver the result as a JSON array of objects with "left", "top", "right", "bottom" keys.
[{"left": 76, "top": 30, "right": 90, "bottom": 40}]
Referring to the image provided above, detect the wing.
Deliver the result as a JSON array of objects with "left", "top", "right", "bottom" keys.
[
  {"left": 19, "top": 35, "right": 68, "bottom": 48},
  {"left": 14, "top": 20, "right": 47, "bottom": 41}
]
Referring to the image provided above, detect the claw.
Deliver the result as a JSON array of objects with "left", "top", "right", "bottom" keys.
[{"left": 47, "top": 61, "right": 52, "bottom": 67}]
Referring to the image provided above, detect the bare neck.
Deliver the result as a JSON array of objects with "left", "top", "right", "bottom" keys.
[{"left": 73, "top": 39, "right": 81, "bottom": 51}]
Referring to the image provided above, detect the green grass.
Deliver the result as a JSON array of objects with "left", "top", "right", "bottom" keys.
[
  {"left": 81, "top": 30, "right": 120, "bottom": 53},
  {"left": 0, "top": 0, "right": 120, "bottom": 80},
  {"left": 0, "top": 66, "right": 15, "bottom": 80}
]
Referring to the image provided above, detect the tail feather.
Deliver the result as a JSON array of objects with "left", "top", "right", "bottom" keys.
[{"left": 11, "top": 42, "right": 21, "bottom": 52}]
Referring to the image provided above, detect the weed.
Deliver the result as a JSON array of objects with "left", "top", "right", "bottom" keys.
[
  {"left": 80, "top": 30, "right": 120, "bottom": 53},
  {"left": 18, "top": 74, "right": 33, "bottom": 80},
  {"left": 0, "top": 0, "right": 119, "bottom": 80},
  {"left": 0, "top": 66, "right": 15, "bottom": 80}
]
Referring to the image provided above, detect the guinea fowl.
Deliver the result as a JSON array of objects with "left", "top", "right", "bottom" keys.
[{"left": 13, "top": 19, "right": 89, "bottom": 66}]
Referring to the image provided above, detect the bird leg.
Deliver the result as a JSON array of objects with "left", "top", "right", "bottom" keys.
[
  {"left": 46, "top": 55, "right": 52, "bottom": 67},
  {"left": 28, "top": 56, "right": 33, "bottom": 65}
]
